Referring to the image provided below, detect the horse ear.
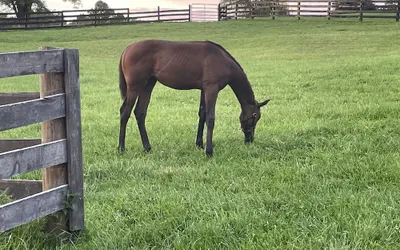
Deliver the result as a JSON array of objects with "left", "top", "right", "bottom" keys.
[{"left": 257, "top": 99, "right": 270, "bottom": 108}]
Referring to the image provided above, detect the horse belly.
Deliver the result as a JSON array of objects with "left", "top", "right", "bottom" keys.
[
  {"left": 156, "top": 72, "right": 202, "bottom": 90},
  {"left": 158, "top": 78, "right": 202, "bottom": 90}
]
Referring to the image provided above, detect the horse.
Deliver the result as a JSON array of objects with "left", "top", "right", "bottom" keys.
[{"left": 118, "top": 39, "right": 270, "bottom": 157}]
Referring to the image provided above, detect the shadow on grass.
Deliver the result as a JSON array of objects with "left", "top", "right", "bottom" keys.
[
  {"left": 212, "top": 126, "right": 340, "bottom": 161},
  {"left": 106, "top": 125, "right": 341, "bottom": 163}
]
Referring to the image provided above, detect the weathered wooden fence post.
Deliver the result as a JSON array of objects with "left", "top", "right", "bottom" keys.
[
  {"left": 189, "top": 4, "right": 192, "bottom": 21},
  {"left": 328, "top": 1, "right": 331, "bottom": 20},
  {"left": 94, "top": 9, "right": 97, "bottom": 25},
  {"left": 64, "top": 48, "right": 84, "bottom": 232},
  {"left": 272, "top": 2, "right": 276, "bottom": 20},
  {"left": 297, "top": 1, "right": 301, "bottom": 20},
  {"left": 359, "top": 0, "right": 363, "bottom": 21},
  {"left": 158, "top": 6, "right": 161, "bottom": 21},
  {"left": 218, "top": 4, "right": 221, "bottom": 21},
  {"left": 235, "top": 3, "right": 238, "bottom": 19},
  {"left": 126, "top": 8, "right": 130, "bottom": 22},
  {"left": 396, "top": 1, "right": 399, "bottom": 22},
  {"left": 24, "top": 13, "right": 28, "bottom": 29},
  {"left": 40, "top": 46, "right": 69, "bottom": 233}
]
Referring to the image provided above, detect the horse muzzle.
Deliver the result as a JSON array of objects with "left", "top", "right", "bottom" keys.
[{"left": 244, "top": 129, "right": 254, "bottom": 144}]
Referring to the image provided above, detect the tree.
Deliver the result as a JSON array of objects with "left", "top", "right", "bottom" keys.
[
  {"left": 333, "top": 0, "right": 376, "bottom": 11},
  {"left": 93, "top": 0, "right": 110, "bottom": 10},
  {"left": 65, "top": 0, "right": 81, "bottom": 8},
  {"left": 220, "top": 0, "right": 289, "bottom": 19},
  {"left": 383, "top": 1, "right": 398, "bottom": 11},
  {"left": 89, "top": 0, "right": 114, "bottom": 22},
  {"left": 88, "top": 1, "right": 126, "bottom": 24},
  {"left": 0, "top": 0, "right": 81, "bottom": 18},
  {"left": 74, "top": 1, "right": 126, "bottom": 26}
]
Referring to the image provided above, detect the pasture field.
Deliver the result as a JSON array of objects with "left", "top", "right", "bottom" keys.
[{"left": 0, "top": 17, "right": 400, "bottom": 249}]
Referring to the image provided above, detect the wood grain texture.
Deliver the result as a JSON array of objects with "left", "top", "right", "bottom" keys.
[
  {"left": 0, "top": 184, "right": 68, "bottom": 233},
  {"left": 0, "top": 92, "right": 40, "bottom": 105},
  {"left": 0, "top": 138, "right": 41, "bottom": 153},
  {"left": 0, "top": 139, "right": 67, "bottom": 180},
  {"left": 0, "top": 180, "right": 42, "bottom": 200},
  {"left": 0, "top": 50, "right": 64, "bottom": 78},
  {"left": 0, "top": 93, "right": 66, "bottom": 132},
  {"left": 64, "top": 49, "right": 85, "bottom": 231},
  {"left": 39, "top": 46, "right": 69, "bottom": 234}
]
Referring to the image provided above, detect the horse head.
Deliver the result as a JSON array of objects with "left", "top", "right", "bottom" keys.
[{"left": 240, "top": 99, "right": 270, "bottom": 143}]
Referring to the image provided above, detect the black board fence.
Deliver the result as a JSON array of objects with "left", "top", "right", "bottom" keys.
[
  {"left": 0, "top": 1, "right": 397, "bottom": 31},
  {"left": 0, "top": 6, "right": 191, "bottom": 30},
  {"left": 0, "top": 47, "right": 84, "bottom": 234},
  {"left": 218, "top": 0, "right": 400, "bottom": 21}
]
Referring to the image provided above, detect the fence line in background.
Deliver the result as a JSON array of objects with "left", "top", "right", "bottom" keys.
[
  {"left": 0, "top": 2, "right": 398, "bottom": 31},
  {"left": 0, "top": 6, "right": 193, "bottom": 30},
  {"left": 219, "top": 0, "right": 400, "bottom": 21}
]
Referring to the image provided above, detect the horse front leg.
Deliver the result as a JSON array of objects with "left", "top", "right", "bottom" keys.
[
  {"left": 204, "top": 88, "right": 218, "bottom": 157},
  {"left": 196, "top": 90, "right": 206, "bottom": 148},
  {"left": 134, "top": 79, "right": 156, "bottom": 152}
]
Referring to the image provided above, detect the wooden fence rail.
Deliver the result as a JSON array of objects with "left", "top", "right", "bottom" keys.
[
  {"left": 0, "top": 47, "right": 84, "bottom": 234},
  {"left": 219, "top": 0, "right": 400, "bottom": 21},
  {"left": 0, "top": 6, "right": 191, "bottom": 30}
]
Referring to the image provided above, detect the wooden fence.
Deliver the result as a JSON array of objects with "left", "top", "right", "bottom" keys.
[
  {"left": 0, "top": 6, "right": 191, "bottom": 30},
  {"left": 0, "top": 1, "right": 398, "bottom": 31},
  {"left": 0, "top": 47, "right": 84, "bottom": 233},
  {"left": 219, "top": 0, "right": 400, "bottom": 21}
]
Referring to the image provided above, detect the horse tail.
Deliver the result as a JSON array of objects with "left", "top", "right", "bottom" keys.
[{"left": 119, "top": 55, "right": 127, "bottom": 100}]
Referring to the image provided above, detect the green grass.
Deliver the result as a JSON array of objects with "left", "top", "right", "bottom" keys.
[{"left": 1, "top": 17, "right": 400, "bottom": 249}]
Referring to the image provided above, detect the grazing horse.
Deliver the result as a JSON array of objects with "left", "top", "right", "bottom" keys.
[{"left": 118, "top": 39, "right": 270, "bottom": 157}]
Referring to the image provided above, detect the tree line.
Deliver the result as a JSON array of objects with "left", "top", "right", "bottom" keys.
[
  {"left": 0, "top": 0, "right": 128, "bottom": 27},
  {"left": 0, "top": 0, "right": 81, "bottom": 18}
]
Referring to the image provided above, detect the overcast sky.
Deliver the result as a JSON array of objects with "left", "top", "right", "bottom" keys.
[{"left": 45, "top": 0, "right": 220, "bottom": 10}]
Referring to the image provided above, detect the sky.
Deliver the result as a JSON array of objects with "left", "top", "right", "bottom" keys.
[{"left": 45, "top": 0, "right": 220, "bottom": 11}]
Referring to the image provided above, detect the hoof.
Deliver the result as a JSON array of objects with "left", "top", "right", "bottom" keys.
[
  {"left": 118, "top": 147, "right": 125, "bottom": 154},
  {"left": 196, "top": 141, "right": 204, "bottom": 149},
  {"left": 205, "top": 149, "right": 213, "bottom": 157},
  {"left": 143, "top": 145, "right": 152, "bottom": 153}
]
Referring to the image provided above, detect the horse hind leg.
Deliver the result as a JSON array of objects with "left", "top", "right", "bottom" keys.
[
  {"left": 134, "top": 77, "right": 157, "bottom": 152},
  {"left": 118, "top": 91, "right": 138, "bottom": 153}
]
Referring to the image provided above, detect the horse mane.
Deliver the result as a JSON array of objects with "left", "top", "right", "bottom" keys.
[{"left": 205, "top": 40, "right": 245, "bottom": 74}]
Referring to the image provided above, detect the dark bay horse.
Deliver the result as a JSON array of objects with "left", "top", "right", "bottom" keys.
[{"left": 118, "top": 39, "right": 270, "bottom": 157}]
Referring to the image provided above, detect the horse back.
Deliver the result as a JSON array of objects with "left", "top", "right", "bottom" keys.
[{"left": 121, "top": 40, "right": 239, "bottom": 90}]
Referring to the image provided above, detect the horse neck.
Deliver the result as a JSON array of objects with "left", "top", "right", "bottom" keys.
[{"left": 228, "top": 73, "right": 256, "bottom": 112}]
